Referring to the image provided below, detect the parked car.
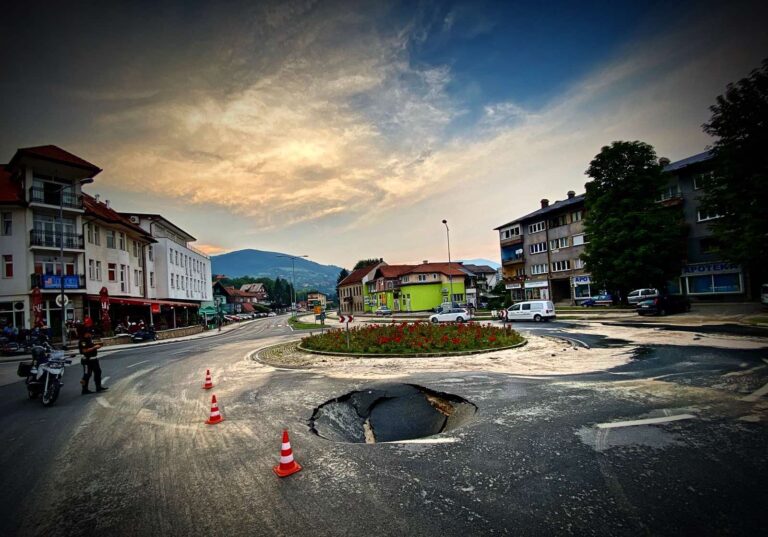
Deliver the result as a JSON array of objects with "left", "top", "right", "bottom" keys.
[
  {"left": 375, "top": 306, "right": 393, "bottom": 316},
  {"left": 637, "top": 295, "right": 691, "bottom": 316},
  {"left": 267, "top": 312, "right": 277, "bottom": 317},
  {"left": 627, "top": 288, "right": 659, "bottom": 305},
  {"left": 429, "top": 308, "right": 470, "bottom": 323},
  {"left": 580, "top": 293, "right": 614, "bottom": 307},
  {"left": 505, "top": 300, "right": 556, "bottom": 322},
  {"left": 761, "top": 283, "right": 768, "bottom": 307}
]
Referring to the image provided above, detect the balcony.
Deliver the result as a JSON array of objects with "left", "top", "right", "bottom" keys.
[
  {"left": 28, "top": 186, "right": 84, "bottom": 210},
  {"left": 500, "top": 235, "right": 523, "bottom": 247},
  {"left": 29, "top": 229, "right": 85, "bottom": 250},
  {"left": 30, "top": 273, "right": 86, "bottom": 290}
]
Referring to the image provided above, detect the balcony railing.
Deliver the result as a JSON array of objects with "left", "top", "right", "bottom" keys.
[
  {"left": 29, "top": 229, "right": 85, "bottom": 249},
  {"left": 500, "top": 235, "right": 523, "bottom": 247},
  {"left": 28, "top": 186, "right": 83, "bottom": 209},
  {"left": 30, "top": 273, "right": 86, "bottom": 290}
]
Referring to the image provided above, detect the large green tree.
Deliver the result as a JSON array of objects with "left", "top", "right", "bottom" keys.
[
  {"left": 581, "top": 141, "right": 686, "bottom": 301},
  {"left": 699, "top": 59, "right": 768, "bottom": 289},
  {"left": 353, "top": 258, "right": 383, "bottom": 270},
  {"left": 337, "top": 268, "right": 350, "bottom": 284}
]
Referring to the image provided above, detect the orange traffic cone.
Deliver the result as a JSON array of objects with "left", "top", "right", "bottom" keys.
[
  {"left": 273, "top": 429, "right": 302, "bottom": 477},
  {"left": 202, "top": 369, "right": 213, "bottom": 390},
  {"left": 205, "top": 394, "right": 224, "bottom": 424}
]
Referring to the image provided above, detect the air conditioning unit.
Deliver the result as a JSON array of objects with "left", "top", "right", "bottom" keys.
[{"left": 129, "top": 216, "right": 140, "bottom": 223}]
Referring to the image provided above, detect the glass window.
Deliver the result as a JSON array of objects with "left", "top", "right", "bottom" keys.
[
  {"left": 106, "top": 230, "right": 116, "bottom": 249},
  {"left": 713, "top": 273, "right": 741, "bottom": 293},
  {"left": 93, "top": 225, "right": 101, "bottom": 246},
  {"left": 2, "top": 212, "right": 12, "bottom": 235},
  {"left": 2, "top": 255, "right": 12, "bottom": 278},
  {"left": 687, "top": 275, "right": 714, "bottom": 294},
  {"left": 522, "top": 304, "right": 531, "bottom": 310}
]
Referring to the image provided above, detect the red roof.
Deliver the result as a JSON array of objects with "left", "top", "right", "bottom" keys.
[
  {"left": 241, "top": 302, "right": 255, "bottom": 313},
  {"left": 375, "top": 265, "right": 415, "bottom": 279},
  {"left": 83, "top": 193, "right": 154, "bottom": 240},
  {"left": 11, "top": 145, "right": 101, "bottom": 173},
  {"left": 406, "top": 263, "right": 466, "bottom": 277},
  {"left": 338, "top": 264, "right": 380, "bottom": 286},
  {"left": 0, "top": 166, "right": 23, "bottom": 204}
]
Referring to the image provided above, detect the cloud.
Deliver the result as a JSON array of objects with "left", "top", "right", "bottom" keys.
[{"left": 194, "top": 244, "right": 229, "bottom": 255}]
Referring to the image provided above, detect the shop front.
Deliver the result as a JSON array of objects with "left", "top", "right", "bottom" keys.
[
  {"left": 572, "top": 275, "right": 593, "bottom": 303},
  {"left": 680, "top": 262, "right": 744, "bottom": 300},
  {"left": 85, "top": 295, "right": 200, "bottom": 334},
  {"left": 524, "top": 280, "right": 550, "bottom": 301}
]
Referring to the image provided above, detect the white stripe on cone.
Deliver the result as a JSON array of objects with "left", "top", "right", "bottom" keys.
[
  {"left": 280, "top": 455, "right": 293, "bottom": 464},
  {"left": 281, "top": 442, "right": 290, "bottom": 450}
]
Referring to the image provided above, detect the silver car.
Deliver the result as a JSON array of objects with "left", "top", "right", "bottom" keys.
[{"left": 429, "top": 308, "right": 470, "bottom": 323}]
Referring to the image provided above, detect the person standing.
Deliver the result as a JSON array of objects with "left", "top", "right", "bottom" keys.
[{"left": 79, "top": 328, "right": 107, "bottom": 394}]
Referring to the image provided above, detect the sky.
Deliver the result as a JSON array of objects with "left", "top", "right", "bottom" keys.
[{"left": 1, "top": 0, "right": 766, "bottom": 269}]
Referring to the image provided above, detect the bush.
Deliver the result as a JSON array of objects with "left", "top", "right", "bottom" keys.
[{"left": 301, "top": 322, "right": 523, "bottom": 354}]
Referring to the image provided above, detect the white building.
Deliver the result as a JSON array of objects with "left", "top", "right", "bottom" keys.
[
  {"left": 120, "top": 213, "right": 212, "bottom": 304},
  {"left": 1, "top": 145, "right": 101, "bottom": 335}
]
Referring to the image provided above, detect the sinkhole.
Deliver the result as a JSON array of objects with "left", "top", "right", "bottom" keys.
[{"left": 309, "top": 383, "right": 477, "bottom": 444}]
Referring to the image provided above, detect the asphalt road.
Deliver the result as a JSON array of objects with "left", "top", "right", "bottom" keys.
[{"left": 1, "top": 317, "right": 767, "bottom": 536}]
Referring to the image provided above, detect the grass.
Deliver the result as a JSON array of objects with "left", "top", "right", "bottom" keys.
[
  {"left": 744, "top": 315, "right": 768, "bottom": 326},
  {"left": 288, "top": 317, "right": 330, "bottom": 330}
]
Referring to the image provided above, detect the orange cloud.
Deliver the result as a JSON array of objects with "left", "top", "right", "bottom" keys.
[{"left": 193, "top": 244, "right": 228, "bottom": 255}]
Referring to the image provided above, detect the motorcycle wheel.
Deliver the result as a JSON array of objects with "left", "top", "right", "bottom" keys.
[{"left": 42, "top": 380, "right": 60, "bottom": 407}]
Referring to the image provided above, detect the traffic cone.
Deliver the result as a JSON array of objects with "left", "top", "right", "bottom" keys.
[
  {"left": 202, "top": 369, "right": 213, "bottom": 390},
  {"left": 205, "top": 394, "right": 224, "bottom": 424},
  {"left": 273, "top": 429, "right": 302, "bottom": 477}
]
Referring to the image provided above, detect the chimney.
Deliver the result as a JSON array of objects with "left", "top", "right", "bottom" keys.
[
  {"left": 422, "top": 260, "right": 429, "bottom": 264},
  {"left": 567, "top": 190, "right": 575, "bottom": 199},
  {"left": 659, "top": 157, "right": 671, "bottom": 167},
  {"left": 94, "top": 194, "right": 100, "bottom": 203},
  {"left": 105, "top": 200, "right": 110, "bottom": 208},
  {"left": 540, "top": 199, "right": 549, "bottom": 208}
]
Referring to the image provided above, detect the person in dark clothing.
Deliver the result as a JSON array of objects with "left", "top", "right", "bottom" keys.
[{"left": 79, "top": 329, "right": 106, "bottom": 394}]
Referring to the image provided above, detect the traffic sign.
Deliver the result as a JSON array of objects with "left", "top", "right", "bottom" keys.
[
  {"left": 338, "top": 314, "right": 354, "bottom": 323},
  {"left": 55, "top": 294, "right": 69, "bottom": 307}
]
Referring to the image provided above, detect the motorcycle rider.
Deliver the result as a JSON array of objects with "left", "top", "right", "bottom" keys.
[{"left": 78, "top": 328, "right": 106, "bottom": 394}]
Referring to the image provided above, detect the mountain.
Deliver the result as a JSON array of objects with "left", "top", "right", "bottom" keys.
[
  {"left": 459, "top": 258, "right": 501, "bottom": 270},
  {"left": 210, "top": 249, "right": 344, "bottom": 295}
]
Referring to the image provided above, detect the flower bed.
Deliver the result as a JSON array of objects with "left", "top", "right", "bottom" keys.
[{"left": 301, "top": 322, "right": 523, "bottom": 355}]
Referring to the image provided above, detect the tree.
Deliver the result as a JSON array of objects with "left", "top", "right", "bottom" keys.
[
  {"left": 353, "top": 258, "right": 383, "bottom": 270},
  {"left": 581, "top": 141, "right": 686, "bottom": 302},
  {"left": 699, "top": 59, "right": 768, "bottom": 290},
  {"left": 337, "top": 268, "right": 350, "bottom": 284}
]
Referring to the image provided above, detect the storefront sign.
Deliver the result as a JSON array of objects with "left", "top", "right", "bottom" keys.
[
  {"left": 524, "top": 281, "right": 549, "bottom": 289},
  {"left": 573, "top": 275, "right": 591, "bottom": 285},
  {"left": 505, "top": 283, "right": 522, "bottom": 289},
  {"left": 681, "top": 263, "right": 740, "bottom": 276},
  {"left": 41, "top": 275, "right": 80, "bottom": 290}
]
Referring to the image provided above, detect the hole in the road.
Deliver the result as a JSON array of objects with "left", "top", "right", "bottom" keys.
[{"left": 309, "top": 383, "right": 477, "bottom": 444}]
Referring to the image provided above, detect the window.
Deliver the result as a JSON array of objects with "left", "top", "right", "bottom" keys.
[
  {"left": 552, "top": 260, "right": 571, "bottom": 272},
  {"left": 417, "top": 274, "right": 427, "bottom": 282},
  {"left": 88, "top": 259, "right": 95, "bottom": 280},
  {"left": 86, "top": 224, "right": 93, "bottom": 243},
  {"left": 108, "top": 263, "right": 117, "bottom": 281},
  {"left": 700, "top": 238, "right": 718, "bottom": 255},
  {"left": 150, "top": 272, "right": 155, "bottom": 288},
  {"left": 500, "top": 225, "right": 521, "bottom": 240},
  {"left": 693, "top": 171, "right": 714, "bottom": 190},
  {"left": 531, "top": 263, "right": 548, "bottom": 275},
  {"left": 93, "top": 224, "right": 101, "bottom": 246},
  {"left": 549, "top": 237, "right": 568, "bottom": 250},
  {"left": 401, "top": 276, "right": 409, "bottom": 283},
  {"left": 134, "top": 269, "right": 140, "bottom": 286},
  {"left": 148, "top": 246, "right": 153, "bottom": 261},
  {"left": 118, "top": 233, "right": 126, "bottom": 251},
  {"left": 529, "top": 242, "right": 547, "bottom": 254},
  {"left": 106, "top": 230, "right": 116, "bottom": 249},
  {"left": 548, "top": 214, "right": 568, "bottom": 228},
  {"left": 171, "top": 274, "right": 175, "bottom": 288},
  {"left": 1, "top": 212, "right": 11, "bottom": 236},
  {"left": 571, "top": 211, "right": 583, "bottom": 223},
  {"left": 2, "top": 255, "right": 12, "bottom": 278},
  {"left": 132, "top": 241, "right": 140, "bottom": 257},
  {"left": 573, "top": 234, "right": 589, "bottom": 246},
  {"left": 528, "top": 221, "right": 545, "bottom": 234},
  {"left": 574, "top": 258, "right": 585, "bottom": 270},
  {"left": 686, "top": 273, "right": 741, "bottom": 295},
  {"left": 657, "top": 184, "right": 680, "bottom": 202},
  {"left": 697, "top": 209, "right": 722, "bottom": 222},
  {"left": 95, "top": 261, "right": 102, "bottom": 281},
  {"left": 119, "top": 264, "right": 128, "bottom": 292},
  {"left": 175, "top": 251, "right": 179, "bottom": 265}
]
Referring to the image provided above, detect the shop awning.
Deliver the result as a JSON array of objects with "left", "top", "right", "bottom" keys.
[
  {"left": 241, "top": 302, "right": 255, "bottom": 313},
  {"left": 86, "top": 295, "right": 199, "bottom": 308}
]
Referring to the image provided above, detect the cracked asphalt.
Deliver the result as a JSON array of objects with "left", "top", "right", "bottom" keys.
[{"left": 0, "top": 316, "right": 766, "bottom": 536}]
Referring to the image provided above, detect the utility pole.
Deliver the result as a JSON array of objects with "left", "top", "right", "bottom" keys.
[
  {"left": 277, "top": 254, "right": 308, "bottom": 319},
  {"left": 442, "top": 220, "right": 454, "bottom": 304}
]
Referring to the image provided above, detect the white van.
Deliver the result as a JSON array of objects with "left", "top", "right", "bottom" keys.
[
  {"left": 505, "top": 300, "right": 556, "bottom": 322},
  {"left": 627, "top": 288, "right": 659, "bottom": 305}
]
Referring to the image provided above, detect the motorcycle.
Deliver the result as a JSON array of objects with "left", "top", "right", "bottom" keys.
[
  {"left": 17, "top": 342, "right": 72, "bottom": 406},
  {"left": 131, "top": 325, "right": 157, "bottom": 343}
]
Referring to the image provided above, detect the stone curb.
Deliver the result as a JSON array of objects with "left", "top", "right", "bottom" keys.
[{"left": 295, "top": 338, "right": 528, "bottom": 358}]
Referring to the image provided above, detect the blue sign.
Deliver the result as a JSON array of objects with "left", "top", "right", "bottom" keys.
[
  {"left": 681, "top": 263, "right": 740, "bottom": 275},
  {"left": 41, "top": 275, "right": 80, "bottom": 290}
]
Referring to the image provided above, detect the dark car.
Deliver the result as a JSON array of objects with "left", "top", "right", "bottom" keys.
[
  {"left": 374, "top": 306, "right": 393, "bottom": 316},
  {"left": 637, "top": 295, "right": 691, "bottom": 316}
]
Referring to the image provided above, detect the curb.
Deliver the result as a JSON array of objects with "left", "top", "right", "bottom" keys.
[{"left": 295, "top": 338, "right": 528, "bottom": 358}]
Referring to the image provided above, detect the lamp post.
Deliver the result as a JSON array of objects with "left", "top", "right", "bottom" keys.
[
  {"left": 277, "top": 254, "right": 308, "bottom": 318},
  {"left": 56, "top": 177, "right": 93, "bottom": 348},
  {"left": 441, "top": 219, "right": 454, "bottom": 304}
]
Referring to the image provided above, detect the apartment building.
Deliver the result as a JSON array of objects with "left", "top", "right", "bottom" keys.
[
  {"left": 661, "top": 152, "right": 746, "bottom": 300},
  {"left": 495, "top": 191, "right": 591, "bottom": 304},
  {"left": 0, "top": 145, "right": 101, "bottom": 335},
  {"left": 121, "top": 213, "right": 212, "bottom": 304},
  {"left": 338, "top": 262, "right": 384, "bottom": 314}
]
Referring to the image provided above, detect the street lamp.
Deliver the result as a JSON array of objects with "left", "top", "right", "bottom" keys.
[
  {"left": 442, "top": 219, "right": 454, "bottom": 304},
  {"left": 277, "top": 254, "right": 308, "bottom": 318},
  {"left": 56, "top": 177, "right": 93, "bottom": 348}
]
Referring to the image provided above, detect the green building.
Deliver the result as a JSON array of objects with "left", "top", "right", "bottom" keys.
[{"left": 366, "top": 263, "right": 467, "bottom": 312}]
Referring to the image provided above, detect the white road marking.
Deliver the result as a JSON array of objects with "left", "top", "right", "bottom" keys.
[
  {"left": 595, "top": 414, "right": 696, "bottom": 429},
  {"left": 741, "top": 382, "right": 768, "bottom": 403},
  {"left": 126, "top": 360, "right": 150, "bottom": 368},
  {"left": 96, "top": 396, "right": 112, "bottom": 408}
]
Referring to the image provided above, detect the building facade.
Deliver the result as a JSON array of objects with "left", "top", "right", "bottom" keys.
[
  {"left": 1, "top": 146, "right": 101, "bottom": 335},
  {"left": 496, "top": 191, "right": 591, "bottom": 304},
  {"left": 338, "top": 262, "right": 384, "bottom": 314}
]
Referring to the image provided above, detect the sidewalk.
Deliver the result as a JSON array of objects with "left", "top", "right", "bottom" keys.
[{"left": 0, "top": 317, "right": 268, "bottom": 363}]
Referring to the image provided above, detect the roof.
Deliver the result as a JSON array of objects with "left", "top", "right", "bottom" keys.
[
  {"left": 10, "top": 145, "right": 102, "bottom": 174},
  {"left": 494, "top": 193, "right": 585, "bottom": 230},
  {"left": 0, "top": 165, "right": 23, "bottom": 204},
  {"left": 240, "top": 283, "right": 266, "bottom": 293},
  {"left": 83, "top": 194, "right": 155, "bottom": 241},
  {"left": 375, "top": 265, "right": 415, "bottom": 279},
  {"left": 338, "top": 263, "right": 380, "bottom": 286},
  {"left": 406, "top": 262, "right": 466, "bottom": 277},
  {"left": 663, "top": 150, "right": 714, "bottom": 172},
  {"left": 461, "top": 264, "right": 497, "bottom": 275},
  {"left": 119, "top": 212, "right": 196, "bottom": 242}
]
